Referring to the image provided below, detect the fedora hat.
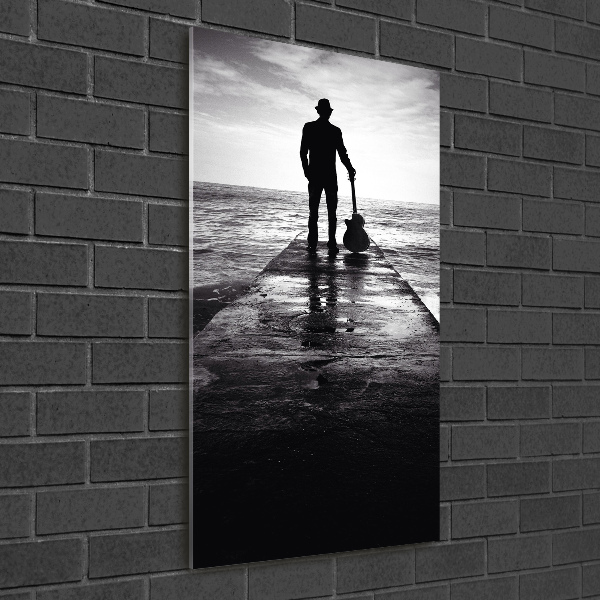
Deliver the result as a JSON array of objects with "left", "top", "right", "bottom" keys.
[{"left": 315, "top": 98, "right": 333, "bottom": 113}]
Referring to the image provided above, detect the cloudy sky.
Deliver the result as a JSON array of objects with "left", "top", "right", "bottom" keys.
[{"left": 192, "top": 28, "right": 439, "bottom": 204}]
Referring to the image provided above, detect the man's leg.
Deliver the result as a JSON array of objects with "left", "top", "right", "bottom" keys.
[
  {"left": 324, "top": 183, "right": 339, "bottom": 249},
  {"left": 307, "top": 181, "right": 323, "bottom": 249}
]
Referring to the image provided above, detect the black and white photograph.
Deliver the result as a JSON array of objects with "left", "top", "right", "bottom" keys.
[{"left": 190, "top": 27, "right": 440, "bottom": 569}]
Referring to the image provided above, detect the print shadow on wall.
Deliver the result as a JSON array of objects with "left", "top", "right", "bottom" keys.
[{"left": 190, "top": 26, "right": 440, "bottom": 568}]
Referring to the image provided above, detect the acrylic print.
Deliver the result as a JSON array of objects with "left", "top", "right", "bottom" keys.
[{"left": 191, "top": 27, "right": 440, "bottom": 568}]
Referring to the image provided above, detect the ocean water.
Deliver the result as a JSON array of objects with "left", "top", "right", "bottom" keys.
[{"left": 193, "top": 181, "right": 439, "bottom": 320}]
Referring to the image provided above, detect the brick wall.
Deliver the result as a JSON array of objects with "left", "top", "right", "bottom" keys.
[{"left": 1, "top": 0, "right": 599, "bottom": 598}]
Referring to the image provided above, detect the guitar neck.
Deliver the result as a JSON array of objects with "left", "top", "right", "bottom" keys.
[{"left": 350, "top": 178, "right": 357, "bottom": 213}]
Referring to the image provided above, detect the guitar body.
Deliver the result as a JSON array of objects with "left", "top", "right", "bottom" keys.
[{"left": 343, "top": 213, "right": 370, "bottom": 253}]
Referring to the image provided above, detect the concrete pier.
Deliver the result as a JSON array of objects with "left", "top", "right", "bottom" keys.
[{"left": 192, "top": 235, "right": 439, "bottom": 568}]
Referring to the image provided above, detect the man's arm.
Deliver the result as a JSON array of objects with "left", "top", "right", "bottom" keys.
[
  {"left": 337, "top": 130, "right": 356, "bottom": 178},
  {"left": 300, "top": 124, "right": 310, "bottom": 179}
]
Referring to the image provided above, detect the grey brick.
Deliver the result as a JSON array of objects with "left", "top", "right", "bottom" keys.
[
  {"left": 440, "top": 267, "right": 452, "bottom": 302},
  {"left": 523, "top": 198, "right": 583, "bottom": 235},
  {"left": 587, "top": 205, "right": 600, "bottom": 236},
  {"left": 380, "top": 21, "right": 453, "bottom": 69},
  {"left": 451, "top": 577, "right": 518, "bottom": 600},
  {"left": 558, "top": 169, "right": 600, "bottom": 206},
  {"left": 490, "top": 5, "right": 553, "bottom": 49},
  {"left": 376, "top": 586, "right": 448, "bottom": 600},
  {"left": 37, "top": 293, "right": 144, "bottom": 338},
  {"left": 452, "top": 424, "right": 518, "bottom": 460},
  {"left": 91, "top": 437, "right": 187, "bottom": 482},
  {"left": 0, "top": 38, "right": 87, "bottom": 94},
  {"left": 453, "top": 347, "right": 520, "bottom": 381},
  {"left": 37, "top": 391, "right": 144, "bottom": 434},
  {"left": 452, "top": 500, "right": 518, "bottom": 538},
  {"left": 440, "top": 307, "right": 485, "bottom": 342},
  {"left": 440, "top": 346, "right": 451, "bottom": 382},
  {"left": 584, "top": 422, "right": 600, "bottom": 453},
  {"left": 522, "top": 347, "right": 583, "bottom": 380},
  {"left": 38, "top": 0, "right": 144, "bottom": 55},
  {"left": 38, "top": 580, "right": 145, "bottom": 600},
  {"left": 440, "top": 73, "right": 487, "bottom": 112},
  {"left": 336, "top": 548, "right": 413, "bottom": 593},
  {"left": 38, "top": 95, "right": 144, "bottom": 149},
  {"left": 149, "top": 204, "right": 187, "bottom": 246},
  {"left": 149, "top": 389, "right": 187, "bottom": 431},
  {"left": 556, "top": 93, "right": 600, "bottom": 131},
  {"left": 521, "top": 495, "right": 581, "bottom": 532},
  {"left": 456, "top": 37, "right": 521, "bottom": 81},
  {"left": 488, "top": 310, "right": 551, "bottom": 344},
  {"left": 0, "top": 0, "right": 29, "bottom": 35},
  {"left": 523, "top": 274, "right": 583, "bottom": 308},
  {"left": 554, "top": 457, "right": 600, "bottom": 491},
  {"left": 557, "top": 21, "right": 600, "bottom": 60},
  {"left": 149, "top": 482, "right": 187, "bottom": 525},
  {"left": 455, "top": 115, "right": 521, "bottom": 156},
  {"left": 440, "top": 111, "right": 451, "bottom": 148},
  {"left": 584, "top": 563, "right": 600, "bottom": 597},
  {"left": 521, "top": 422, "right": 581, "bottom": 456},
  {"left": 440, "top": 230, "right": 484, "bottom": 265},
  {"left": 150, "top": 569, "right": 245, "bottom": 600},
  {"left": 149, "top": 298, "right": 187, "bottom": 339},
  {"left": 0, "top": 292, "right": 31, "bottom": 335},
  {"left": 488, "top": 535, "right": 551, "bottom": 573},
  {"left": 95, "top": 246, "right": 187, "bottom": 290},
  {"left": 417, "top": 0, "right": 485, "bottom": 35},
  {"left": 586, "top": 347, "right": 600, "bottom": 379},
  {"left": 0, "top": 139, "right": 88, "bottom": 189},
  {"left": 249, "top": 557, "right": 333, "bottom": 600},
  {"left": 440, "top": 465, "right": 485, "bottom": 501},
  {"left": 150, "top": 19, "right": 188, "bottom": 63},
  {"left": 93, "top": 341, "right": 187, "bottom": 383},
  {"left": 149, "top": 111, "right": 188, "bottom": 154},
  {"left": 96, "top": 150, "right": 186, "bottom": 199},
  {"left": 587, "top": 135, "right": 600, "bottom": 167},
  {"left": 488, "top": 158, "right": 551, "bottom": 196},
  {"left": 454, "top": 269, "right": 520, "bottom": 305},
  {"left": 204, "top": 0, "right": 290, "bottom": 37},
  {"left": 553, "top": 527, "right": 600, "bottom": 564},
  {"left": 590, "top": 0, "right": 600, "bottom": 24},
  {"left": 440, "top": 386, "right": 485, "bottom": 421},
  {"left": 296, "top": 3, "right": 374, "bottom": 53},
  {"left": 554, "top": 313, "right": 600, "bottom": 344},
  {"left": 95, "top": 57, "right": 186, "bottom": 109},
  {"left": 0, "top": 539, "right": 82, "bottom": 588},
  {"left": 554, "top": 239, "right": 600, "bottom": 272},
  {"left": 524, "top": 126, "right": 584, "bottom": 164},
  {"left": 0, "top": 89, "right": 29, "bottom": 135},
  {"left": 587, "top": 276, "right": 600, "bottom": 307},
  {"left": 525, "top": 0, "right": 584, "bottom": 18},
  {"left": 0, "top": 393, "right": 31, "bottom": 437},
  {"left": 525, "top": 50, "right": 585, "bottom": 92},
  {"left": 488, "top": 461, "right": 550, "bottom": 496},
  {"left": 0, "top": 442, "right": 85, "bottom": 487},
  {"left": 415, "top": 541, "right": 485, "bottom": 582},
  {"left": 37, "top": 487, "right": 144, "bottom": 534},
  {"left": 0, "top": 189, "right": 30, "bottom": 234},
  {"left": 554, "top": 385, "right": 600, "bottom": 416},
  {"left": 520, "top": 567, "right": 580, "bottom": 600},
  {"left": 336, "top": 0, "right": 412, "bottom": 19},
  {"left": 453, "top": 192, "right": 520, "bottom": 230},
  {"left": 36, "top": 193, "right": 143, "bottom": 242},
  {"left": 440, "top": 152, "right": 485, "bottom": 189},
  {"left": 99, "top": 0, "right": 195, "bottom": 18},
  {"left": 440, "top": 425, "right": 449, "bottom": 462},
  {"left": 584, "top": 491, "right": 600, "bottom": 524},
  {"left": 0, "top": 342, "right": 86, "bottom": 385},
  {"left": 490, "top": 82, "right": 552, "bottom": 123},
  {"left": 90, "top": 530, "right": 187, "bottom": 577},
  {"left": 487, "top": 233, "right": 551, "bottom": 270},
  {"left": 488, "top": 386, "right": 550, "bottom": 420},
  {"left": 0, "top": 495, "right": 29, "bottom": 539}
]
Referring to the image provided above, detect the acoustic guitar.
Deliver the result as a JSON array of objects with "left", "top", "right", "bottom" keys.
[{"left": 343, "top": 174, "right": 370, "bottom": 253}]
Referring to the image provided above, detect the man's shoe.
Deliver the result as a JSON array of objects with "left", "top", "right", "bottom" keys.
[
  {"left": 327, "top": 241, "right": 339, "bottom": 253},
  {"left": 306, "top": 245, "right": 317, "bottom": 255}
]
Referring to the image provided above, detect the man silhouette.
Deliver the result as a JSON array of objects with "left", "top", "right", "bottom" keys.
[{"left": 300, "top": 99, "right": 356, "bottom": 254}]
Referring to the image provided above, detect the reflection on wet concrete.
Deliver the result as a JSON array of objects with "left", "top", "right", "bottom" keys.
[{"left": 192, "top": 234, "right": 439, "bottom": 568}]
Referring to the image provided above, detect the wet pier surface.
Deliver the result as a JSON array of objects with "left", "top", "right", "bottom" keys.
[{"left": 193, "top": 236, "right": 439, "bottom": 568}]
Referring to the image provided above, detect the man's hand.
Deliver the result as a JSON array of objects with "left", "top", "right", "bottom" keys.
[{"left": 348, "top": 167, "right": 356, "bottom": 180}]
